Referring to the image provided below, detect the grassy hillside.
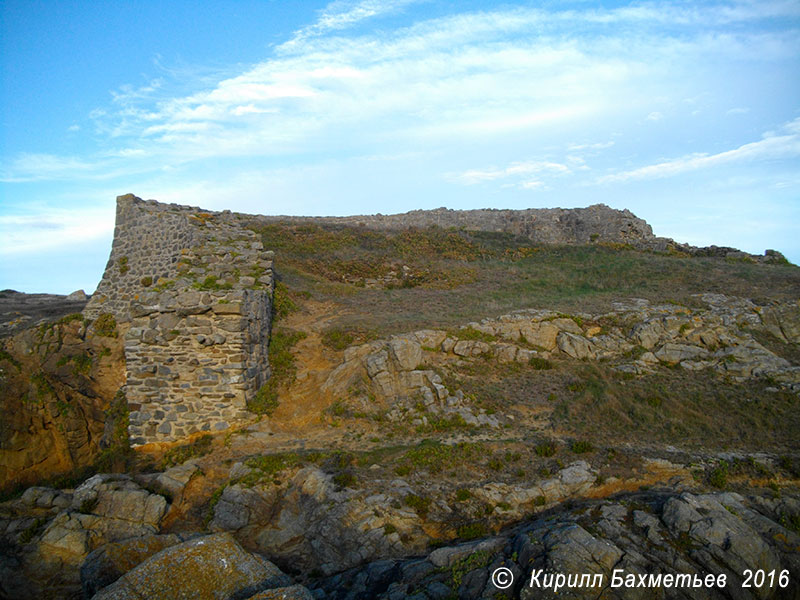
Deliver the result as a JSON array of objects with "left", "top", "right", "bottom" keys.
[{"left": 247, "top": 220, "right": 800, "bottom": 336}]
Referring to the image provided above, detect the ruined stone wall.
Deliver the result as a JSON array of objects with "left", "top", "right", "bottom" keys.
[
  {"left": 84, "top": 196, "right": 197, "bottom": 321},
  {"left": 86, "top": 195, "right": 274, "bottom": 446},
  {"left": 250, "top": 204, "right": 656, "bottom": 246}
]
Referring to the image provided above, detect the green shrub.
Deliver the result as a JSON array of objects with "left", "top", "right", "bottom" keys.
[
  {"left": 394, "top": 464, "right": 412, "bottom": 476},
  {"left": 333, "top": 471, "right": 357, "bottom": 489},
  {"left": 623, "top": 345, "right": 647, "bottom": 360},
  {"left": 272, "top": 281, "right": 298, "bottom": 320},
  {"left": 404, "top": 493, "right": 432, "bottom": 516},
  {"left": 457, "top": 522, "right": 487, "bottom": 540},
  {"left": 251, "top": 383, "right": 279, "bottom": 416},
  {"left": 449, "top": 550, "right": 491, "bottom": 589},
  {"left": 529, "top": 356, "right": 553, "bottom": 370},
  {"left": 414, "top": 412, "right": 472, "bottom": 434},
  {"left": 161, "top": 434, "right": 213, "bottom": 469},
  {"left": 321, "top": 328, "right": 355, "bottom": 350},
  {"left": 243, "top": 452, "right": 304, "bottom": 483},
  {"left": 118, "top": 256, "right": 129, "bottom": 275},
  {"left": 398, "top": 440, "right": 481, "bottom": 475},
  {"left": 93, "top": 313, "right": 118, "bottom": 338},
  {"left": 455, "top": 488, "right": 472, "bottom": 501},
  {"left": 0, "top": 349, "right": 21, "bottom": 371},
  {"left": 204, "top": 484, "right": 227, "bottom": 528},
  {"left": 94, "top": 389, "right": 132, "bottom": 472},
  {"left": 31, "top": 371, "right": 54, "bottom": 400},
  {"left": 192, "top": 275, "right": 233, "bottom": 291},
  {"left": 534, "top": 442, "right": 556, "bottom": 457},
  {"left": 570, "top": 440, "right": 594, "bottom": 454},
  {"left": 709, "top": 461, "right": 729, "bottom": 489},
  {"left": 56, "top": 352, "right": 92, "bottom": 376},
  {"left": 383, "top": 523, "right": 397, "bottom": 535},
  {"left": 488, "top": 457, "right": 504, "bottom": 471},
  {"left": 248, "top": 329, "right": 306, "bottom": 415},
  {"left": 454, "top": 327, "right": 496, "bottom": 343},
  {"left": 18, "top": 518, "right": 46, "bottom": 544}
]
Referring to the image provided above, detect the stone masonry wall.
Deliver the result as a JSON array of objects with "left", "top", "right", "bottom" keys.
[
  {"left": 85, "top": 195, "right": 274, "bottom": 446},
  {"left": 85, "top": 195, "right": 197, "bottom": 321},
  {"left": 251, "top": 204, "right": 656, "bottom": 246}
]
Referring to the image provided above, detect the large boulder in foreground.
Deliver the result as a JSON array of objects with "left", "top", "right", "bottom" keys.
[
  {"left": 91, "top": 532, "right": 295, "bottom": 599},
  {"left": 81, "top": 533, "right": 184, "bottom": 598}
]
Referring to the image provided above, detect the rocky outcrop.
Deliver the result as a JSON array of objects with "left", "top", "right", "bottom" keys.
[
  {"left": 80, "top": 533, "right": 185, "bottom": 598},
  {"left": 0, "top": 312, "right": 125, "bottom": 491},
  {"left": 0, "top": 289, "right": 89, "bottom": 338},
  {"left": 252, "top": 204, "right": 791, "bottom": 263},
  {"left": 310, "top": 491, "right": 800, "bottom": 599},
  {"left": 323, "top": 332, "right": 500, "bottom": 429},
  {"left": 0, "top": 474, "right": 170, "bottom": 599},
  {"left": 90, "top": 532, "right": 299, "bottom": 600},
  {"left": 324, "top": 295, "right": 800, "bottom": 416},
  {"left": 207, "top": 459, "right": 598, "bottom": 577}
]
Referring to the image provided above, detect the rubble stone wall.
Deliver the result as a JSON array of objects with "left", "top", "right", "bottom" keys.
[
  {"left": 85, "top": 195, "right": 274, "bottom": 446},
  {"left": 251, "top": 204, "right": 656, "bottom": 246}
]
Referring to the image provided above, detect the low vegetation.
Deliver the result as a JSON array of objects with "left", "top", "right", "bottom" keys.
[
  {"left": 93, "top": 313, "right": 118, "bottom": 338},
  {"left": 249, "top": 221, "right": 799, "bottom": 338},
  {"left": 248, "top": 329, "right": 307, "bottom": 415},
  {"left": 160, "top": 434, "right": 213, "bottom": 470}
]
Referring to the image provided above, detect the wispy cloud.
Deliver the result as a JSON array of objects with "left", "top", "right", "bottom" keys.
[
  {"left": 3, "top": 0, "right": 797, "bottom": 185},
  {"left": 598, "top": 118, "right": 800, "bottom": 183},
  {"left": 0, "top": 153, "right": 103, "bottom": 183},
  {"left": 450, "top": 160, "right": 571, "bottom": 186},
  {"left": 0, "top": 209, "right": 113, "bottom": 255},
  {"left": 281, "top": 0, "right": 424, "bottom": 51}
]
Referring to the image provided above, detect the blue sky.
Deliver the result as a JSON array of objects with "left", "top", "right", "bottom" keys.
[{"left": 1, "top": 0, "right": 799, "bottom": 294}]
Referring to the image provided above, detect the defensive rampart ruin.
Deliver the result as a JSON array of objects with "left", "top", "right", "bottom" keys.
[
  {"left": 85, "top": 195, "right": 274, "bottom": 446},
  {"left": 85, "top": 195, "right": 783, "bottom": 447}
]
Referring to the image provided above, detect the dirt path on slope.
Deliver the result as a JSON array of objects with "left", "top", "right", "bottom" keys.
[{"left": 267, "top": 301, "right": 344, "bottom": 433}]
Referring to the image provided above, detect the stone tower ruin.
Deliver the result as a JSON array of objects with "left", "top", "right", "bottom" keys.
[{"left": 84, "top": 195, "right": 274, "bottom": 446}]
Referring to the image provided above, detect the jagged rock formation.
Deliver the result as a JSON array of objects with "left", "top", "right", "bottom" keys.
[
  {"left": 0, "top": 477, "right": 316, "bottom": 599},
  {"left": 322, "top": 294, "right": 800, "bottom": 431},
  {"left": 0, "top": 290, "right": 89, "bottom": 338},
  {"left": 84, "top": 195, "right": 275, "bottom": 446},
  {"left": 0, "top": 473, "right": 169, "bottom": 598},
  {"left": 0, "top": 314, "right": 125, "bottom": 490},
  {"left": 310, "top": 490, "right": 800, "bottom": 599},
  {"left": 207, "top": 460, "right": 598, "bottom": 576}
]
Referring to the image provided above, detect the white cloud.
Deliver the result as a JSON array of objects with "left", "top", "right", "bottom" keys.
[
  {"left": 646, "top": 111, "right": 663, "bottom": 121},
  {"left": 3, "top": 0, "right": 799, "bottom": 194},
  {"left": 568, "top": 141, "right": 615, "bottom": 151},
  {"left": 0, "top": 153, "right": 100, "bottom": 183},
  {"left": 598, "top": 118, "right": 800, "bottom": 183},
  {"left": 282, "top": 0, "right": 424, "bottom": 51},
  {"left": 450, "top": 160, "right": 571, "bottom": 185},
  {"left": 0, "top": 209, "right": 113, "bottom": 255}
]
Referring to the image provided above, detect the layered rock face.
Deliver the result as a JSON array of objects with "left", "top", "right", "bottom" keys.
[
  {"left": 322, "top": 294, "right": 800, "bottom": 428},
  {"left": 0, "top": 314, "right": 125, "bottom": 490},
  {"left": 311, "top": 491, "right": 800, "bottom": 600},
  {"left": 0, "top": 476, "right": 316, "bottom": 600},
  {"left": 84, "top": 195, "right": 275, "bottom": 445}
]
